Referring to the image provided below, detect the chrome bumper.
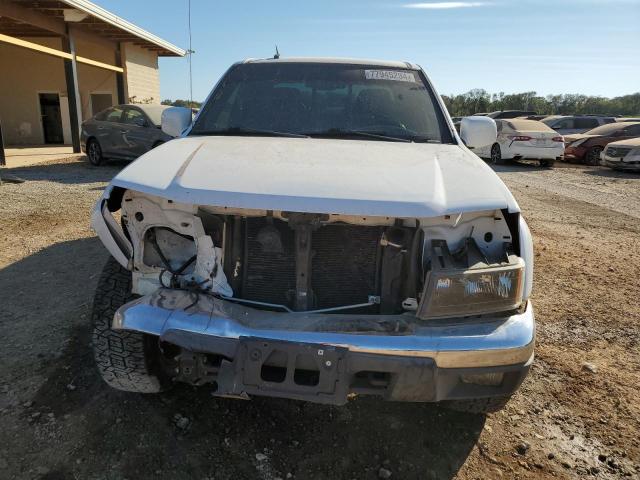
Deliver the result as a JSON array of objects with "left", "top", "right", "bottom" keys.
[{"left": 114, "top": 289, "right": 535, "bottom": 369}]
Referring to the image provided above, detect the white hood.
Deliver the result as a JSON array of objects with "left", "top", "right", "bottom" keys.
[{"left": 110, "top": 136, "right": 519, "bottom": 218}]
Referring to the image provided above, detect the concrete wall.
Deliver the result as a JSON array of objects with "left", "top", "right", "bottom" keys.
[
  {"left": 73, "top": 27, "right": 119, "bottom": 120},
  {"left": 0, "top": 30, "right": 162, "bottom": 145},
  {"left": 0, "top": 38, "right": 67, "bottom": 145},
  {"left": 122, "top": 43, "right": 160, "bottom": 104}
]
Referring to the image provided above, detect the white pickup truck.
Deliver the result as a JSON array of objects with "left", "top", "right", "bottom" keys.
[{"left": 91, "top": 57, "right": 534, "bottom": 413}]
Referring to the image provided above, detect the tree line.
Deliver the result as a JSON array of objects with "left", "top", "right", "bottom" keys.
[
  {"left": 161, "top": 99, "right": 202, "bottom": 109},
  {"left": 442, "top": 90, "right": 640, "bottom": 117},
  {"left": 161, "top": 91, "right": 640, "bottom": 117}
]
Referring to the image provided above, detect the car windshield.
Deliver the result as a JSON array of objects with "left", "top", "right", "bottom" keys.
[{"left": 190, "top": 62, "right": 453, "bottom": 143}]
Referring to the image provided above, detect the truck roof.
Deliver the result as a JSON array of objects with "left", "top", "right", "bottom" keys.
[{"left": 242, "top": 56, "right": 420, "bottom": 70}]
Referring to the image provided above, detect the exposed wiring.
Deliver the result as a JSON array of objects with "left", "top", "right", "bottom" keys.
[{"left": 148, "top": 229, "right": 196, "bottom": 286}]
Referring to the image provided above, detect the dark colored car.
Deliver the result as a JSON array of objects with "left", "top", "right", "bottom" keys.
[
  {"left": 487, "top": 110, "right": 537, "bottom": 119},
  {"left": 518, "top": 114, "right": 549, "bottom": 121},
  {"left": 564, "top": 122, "right": 640, "bottom": 165},
  {"left": 81, "top": 104, "right": 174, "bottom": 166}
]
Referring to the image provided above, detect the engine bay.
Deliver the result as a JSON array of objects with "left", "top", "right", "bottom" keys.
[{"left": 119, "top": 190, "right": 519, "bottom": 317}]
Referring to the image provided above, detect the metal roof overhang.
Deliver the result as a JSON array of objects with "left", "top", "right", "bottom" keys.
[{"left": 0, "top": 0, "right": 185, "bottom": 56}]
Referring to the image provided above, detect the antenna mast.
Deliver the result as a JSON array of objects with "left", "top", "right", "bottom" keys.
[{"left": 187, "top": 0, "right": 194, "bottom": 107}]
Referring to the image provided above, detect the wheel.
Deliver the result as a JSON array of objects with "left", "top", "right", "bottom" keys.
[
  {"left": 442, "top": 395, "right": 511, "bottom": 414},
  {"left": 540, "top": 159, "right": 554, "bottom": 168},
  {"left": 585, "top": 146, "right": 603, "bottom": 166},
  {"left": 87, "top": 139, "right": 104, "bottom": 166},
  {"left": 91, "top": 257, "right": 171, "bottom": 393},
  {"left": 490, "top": 143, "right": 503, "bottom": 164}
]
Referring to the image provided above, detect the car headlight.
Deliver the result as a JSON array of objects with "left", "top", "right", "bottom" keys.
[
  {"left": 416, "top": 239, "right": 525, "bottom": 320},
  {"left": 624, "top": 148, "right": 640, "bottom": 163},
  {"left": 569, "top": 138, "right": 588, "bottom": 148}
]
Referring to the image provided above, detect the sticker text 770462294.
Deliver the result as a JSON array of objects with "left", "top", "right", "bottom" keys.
[{"left": 364, "top": 70, "right": 416, "bottom": 83}]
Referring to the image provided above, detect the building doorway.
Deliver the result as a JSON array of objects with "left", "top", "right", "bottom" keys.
[
  {"left": 90, "top": 93, "right": 113, "bottom": 117},
  {"left": 38, "top": 93, "right": 64, "bottom": 144}
]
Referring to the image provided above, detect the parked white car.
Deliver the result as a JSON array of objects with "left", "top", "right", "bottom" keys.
[
  {"left": 474, "top": 118, "right": 564, "bottom": 167},
  {"left": 90, "top": 58, "right": 535, "bottom": 413},
  {"left": 601, "top": 137, "right": 640, "bottom": 171}
]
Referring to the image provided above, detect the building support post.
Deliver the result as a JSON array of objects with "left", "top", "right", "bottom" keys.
[
  {"left": 0, "top": 117, "right": 6, "bottom": 167},
  {"left": 115, "top": 43, "right": 125, "bottom": 104},
  {"left": 62, "top": 25, "right": 82, "bottom": 153}
]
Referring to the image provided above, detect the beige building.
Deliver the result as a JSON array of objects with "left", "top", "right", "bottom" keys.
[{"left": 0, "top": 0, "right": 185, "bottom": 162}]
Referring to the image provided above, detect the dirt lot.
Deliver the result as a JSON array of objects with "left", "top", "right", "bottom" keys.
[{"left": 1, "top": 158, "right": 639, "bottom": 480}]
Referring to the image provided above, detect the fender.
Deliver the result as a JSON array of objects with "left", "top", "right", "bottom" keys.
[{"left": 90, "top": 186, "right": 133, "bottom": 268}]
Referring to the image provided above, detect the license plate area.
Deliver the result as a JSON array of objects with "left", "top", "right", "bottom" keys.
[{"left": 238, "top": 338, "right": 347, "bottom": 397}]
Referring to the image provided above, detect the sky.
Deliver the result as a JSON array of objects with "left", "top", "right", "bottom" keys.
[{"left": 96, "top": 0, "right": 640, "bottom": 101}]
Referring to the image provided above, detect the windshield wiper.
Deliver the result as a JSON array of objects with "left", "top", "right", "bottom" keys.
[
  {"left": 306, "top": 129, "right": 412, "bottom": 143},
  {"left": 190, "top": 127, "right": 309, "bottom": 138}
]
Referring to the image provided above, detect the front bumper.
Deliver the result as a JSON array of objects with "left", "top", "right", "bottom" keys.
[
  {"left": 563, "top": 146, "right": 587, "bottom": 160},
  {"left": 603, "top": 158, "right": 640, "bottom": 171},
  {"left": 114, "top": 289, "right": 535, "bottom": 404}
]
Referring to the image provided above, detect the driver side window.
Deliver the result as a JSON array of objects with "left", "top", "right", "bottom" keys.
[{"left": 123, "top": 108, "right": 148, "bottom": 127}]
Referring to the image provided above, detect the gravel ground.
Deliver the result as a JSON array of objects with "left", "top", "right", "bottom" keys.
[{"left": 0, "top": 157, "right": 639, "bottom": 480}]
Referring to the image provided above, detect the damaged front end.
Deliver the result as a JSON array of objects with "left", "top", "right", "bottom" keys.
[{"left": 91, "top": 187, "right": 535, "bottom": 404}]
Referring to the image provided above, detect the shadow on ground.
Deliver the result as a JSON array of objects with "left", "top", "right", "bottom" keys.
[
  {"left": 489, "top": 159, "right": 548, "bottom": 172},
  {"left": 582, "top": 167, "right": 640, "bottom": 179},
  {"left": 2, "top": 156, "right": 128, "bottom": 185},
  {"left": 1, "top": 238, "right": 486, "bottom": 480}
]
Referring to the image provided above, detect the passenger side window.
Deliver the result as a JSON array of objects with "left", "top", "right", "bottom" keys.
[
  {"left": 105, "top": 107, "right": 124, "bottom": 123},
  {"left": 124, "top": 108, "right": 148, "bottom": 127},
  {"left": 574, "top": 118, "right": 598, "bottom": 129},
  {"left": 552, "top": 118, "right": 574, "bottom": 129}
]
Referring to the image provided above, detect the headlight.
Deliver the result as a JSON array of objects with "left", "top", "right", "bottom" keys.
[
  {"left": 624, "top": 148, "right": 640, "bottom": 163},
  {"left": 569, "top": 138, "right": 588, "bottom": 148},
  {"left": 417, "top": 239, "right": 525, "bottom": 320}
]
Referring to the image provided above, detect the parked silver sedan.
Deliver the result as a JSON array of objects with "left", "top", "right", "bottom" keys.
[{"left": 81, "top": 104, "right": 174, "bottom": 165}]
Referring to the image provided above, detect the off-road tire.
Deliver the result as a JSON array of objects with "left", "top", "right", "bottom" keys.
[
  {"left": 442, "top": 395, "right": 511, "bottom": 414},
  {"left": 91, "top": 257, "right": 170, "bottom": 393}
]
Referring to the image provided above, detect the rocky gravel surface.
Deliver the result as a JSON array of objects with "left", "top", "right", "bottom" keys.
[{"left": 0, "top": 157, "right": 639, "bottom": 479}]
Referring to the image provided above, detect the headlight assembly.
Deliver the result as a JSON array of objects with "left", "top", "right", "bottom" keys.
[
  {"left": 417, "top": 239, "right": 525, "bottom": 320},
  {"left": 569, "top": 138, "right": 589, "bottom": 148}
]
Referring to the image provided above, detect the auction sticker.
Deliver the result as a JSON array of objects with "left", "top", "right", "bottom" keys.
[{"left": 365, "top": 70, "right": 416, "bottom": 82}]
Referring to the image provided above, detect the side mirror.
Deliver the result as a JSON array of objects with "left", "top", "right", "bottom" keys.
[
  {"left": 460, "top": 116, "right": 497, "bottom": 149},
  {"left": 161, "top": 107, "right": 192, "bottom": 137}
]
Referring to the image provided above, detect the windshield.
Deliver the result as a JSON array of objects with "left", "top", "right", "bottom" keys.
[{"left": 190, "top": 63, "right": 453, "bottom": 143}]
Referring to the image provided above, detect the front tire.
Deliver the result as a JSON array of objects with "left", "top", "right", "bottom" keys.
[
  {"left": 490, "top": 143, "right": 503, "bottom": 164},
  {"left": 585, "top": 146, "right": 603, "bottom": 166},
  {"left": 91, "top": 257, "right": 170, "bottom": 393},
  {"left": 87, "top": 139, "right": 104, "bottom": 166}
]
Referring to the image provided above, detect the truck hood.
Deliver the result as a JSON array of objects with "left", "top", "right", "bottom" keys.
[{"left": 110, "top": 136, "right": 519, "bottom": 218}]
